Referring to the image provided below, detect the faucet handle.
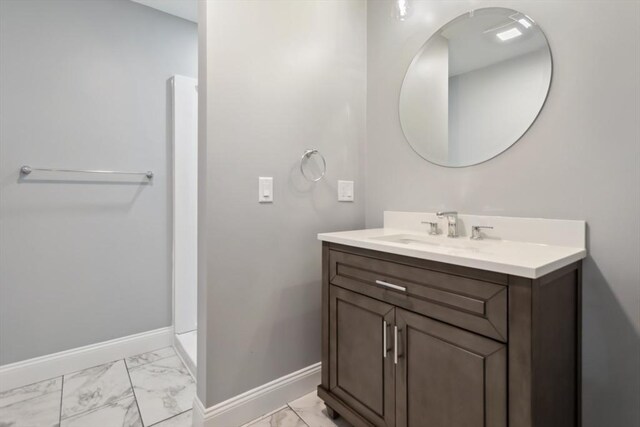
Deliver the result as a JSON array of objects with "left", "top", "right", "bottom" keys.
[
  {"left": 421, "top": 221, "right": 439, "bottom": 235},
  {"left": 471, "top": 225, "right": 493, "bottom": 240}
]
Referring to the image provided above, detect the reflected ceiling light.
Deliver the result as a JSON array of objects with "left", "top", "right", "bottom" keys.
[
  {"left": 518, "top": 18, "right": 532, "bottom": 28},
  {"left": 392, "top": 0, "right": 411, "bottom": 21},
  {"left": 496, "top": 28, "right": 522, "bottom": 41}
]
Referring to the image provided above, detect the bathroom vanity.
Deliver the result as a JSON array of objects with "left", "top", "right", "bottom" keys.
[{"left": 317, "top": 212, "right": 586, "bottom": 427}]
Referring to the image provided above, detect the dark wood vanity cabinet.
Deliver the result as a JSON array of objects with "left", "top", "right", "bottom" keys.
[
  {"left": 329, "top": 285, "right": 396, "bottom": 426},
  {"left": 318, "top": 242, "right": 581, "bottom": 427},
  {"left": 395, "top": 308, "right": 507, "bottom": 427}
]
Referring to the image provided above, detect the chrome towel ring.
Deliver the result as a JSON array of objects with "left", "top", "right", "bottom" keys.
[{"left": 300, "top": 149, "right": 326, "bottom": 182}]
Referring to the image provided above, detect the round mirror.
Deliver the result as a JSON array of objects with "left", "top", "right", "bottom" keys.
[{"left": 399, "top": 8, "right": 552, "bottom": 167}]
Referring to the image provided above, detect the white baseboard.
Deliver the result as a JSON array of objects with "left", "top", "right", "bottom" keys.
[
  {"left": 0, "top": 326, "right": 174, "bottom": 392},
  {"left": 173, "top": 333, "right": 196, "bottom": 379},
  {"left": 193, "top": 398, "right": 206, "bottom": 427},
  {"left": 193, "top": 362, "right": 321, "bottom": 427}
]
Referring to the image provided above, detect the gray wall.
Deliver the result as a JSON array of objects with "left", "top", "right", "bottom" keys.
[
  {"left": 449, "top": 48, "right": 551, "bottom": 165},
  {"left": 198, "top": 0, "right": 366, "bottom": 406},
  {"left": 366, "top": 1, "right": 639, "bottom": 426},
  {"left": 0, "top": 0, "right": 197, "bottom": 364}
]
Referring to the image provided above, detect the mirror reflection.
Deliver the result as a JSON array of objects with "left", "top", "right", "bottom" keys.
[{"left": 399, "top": 8, "right": 552, "bottom": 167}]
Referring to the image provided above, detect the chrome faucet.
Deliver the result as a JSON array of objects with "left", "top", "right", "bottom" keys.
[{"left": 436, "top": 211, "right": 458, "bottom": 238}]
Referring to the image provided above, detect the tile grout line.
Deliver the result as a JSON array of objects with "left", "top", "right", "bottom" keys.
[
  {"left": 146, "top": 408, "right": 191, "bottom": 427},
  {"left": 123, "top": 357, "right": 146, "bottom": 427},
  {"left": 58, "top": 359, "right": 134, "bottom": 421},
  {"left": 241, "top": 406, "right": 287, "bottom": 427},
  {"left": 126, "top": 348, "right": 194, "bottom": 426},
  {"left": 60, "top": 393, "right": 141, "bottom": 423},
  {"left": 2, "top": 348, "right": 180, "bottom": 427},
  {"left": 59, "top": 375, "right": 64, "bottom": 426},
  {"left": 0, "top": 347, "right": 174, "bottom": 401},
  {"left": 127, "top": 349, "right": 178, "bottom": 370},
  {"left": 287, "top": 403, "right": 311, "bottom": 427},
  {"left": 0, "top": 381, "right": 62, "bottom": 410},
  {"left": 0, "top": 377, "right": 61, "bottom": 399}
]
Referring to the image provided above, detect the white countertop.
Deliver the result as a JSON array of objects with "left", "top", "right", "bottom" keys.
[{"left": 318, "top": 212, "right": 587, "bottom": 279}]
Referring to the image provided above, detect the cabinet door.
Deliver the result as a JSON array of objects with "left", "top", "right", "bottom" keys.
[
  {"left": 396, "top": 308, "right": 507, "bottom": 427},
  {"left": 329, "top": 285, "right": 395, "bottom": 427}
]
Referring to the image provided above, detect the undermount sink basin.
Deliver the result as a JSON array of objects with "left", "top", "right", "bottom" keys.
[
  {"left": 371, "top": 233, "right": 438, "bottom": 245},
  {"left": 371, "top": 233, "right": 460, "bottom": 246},
  {"left": 370, "top": 233, "right": 483, "bottom": 252}
]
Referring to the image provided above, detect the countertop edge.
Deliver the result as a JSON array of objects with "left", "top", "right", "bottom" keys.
[{"left": 318, "top": 232, "right": 586, "bottom": 279}]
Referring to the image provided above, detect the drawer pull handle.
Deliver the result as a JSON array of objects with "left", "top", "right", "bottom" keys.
[{"left": 376, "top": 280, "right": 406, "bottom": 292}]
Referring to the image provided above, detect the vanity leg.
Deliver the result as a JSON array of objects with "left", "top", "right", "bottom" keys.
[{"left": 325, "top": 404, "right": 339, "bottom": 420}]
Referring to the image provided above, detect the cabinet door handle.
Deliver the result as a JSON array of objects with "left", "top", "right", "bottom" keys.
[
  {"left": 376, "top": 280, "right": 407, "bottom": 292},
  {"left": 383, "top": 320, "right": 388, "bottom": 358},
  {"left": 394, "top": 326, "right": 399, "bottom": 365},
  {"left": 394, "top": 326, "right": 404, "bottom": 365}
]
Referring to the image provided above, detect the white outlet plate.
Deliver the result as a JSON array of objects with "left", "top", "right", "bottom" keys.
[
  {"left": 338, "top": 180, "right": 354, "bottom": 202},
  {"left": 259, "top": 177, "right": 273, "bottom": 203}
]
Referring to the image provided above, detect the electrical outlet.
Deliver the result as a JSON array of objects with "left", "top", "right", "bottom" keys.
[{"left": 338, "top": 180, "right": 354, "bottom": 202}]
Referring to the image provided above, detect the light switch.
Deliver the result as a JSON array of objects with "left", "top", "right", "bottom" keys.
[
  {"left": 338, "top": 180, "right": 354, "bottom": 202},
  {"left": 259, "top": 177, "right": 273, "bottom": 203}
]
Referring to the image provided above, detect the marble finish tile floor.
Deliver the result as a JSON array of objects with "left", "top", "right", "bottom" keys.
[
  {"left": 61, "top": 359, "right": 133, "bottom": 419},
  {"left": 0, "top": 347, "right": 193, "bottom": 427},
  {"left": 126, "top": 347, "right": 177, "bottom": 370},
  {"left": 244, "top": 407, "right": 307, "bottom": 427},
  {"left": 60, "top": 395, "right": 141, "bottom": 427},
  {"left": 0, "top": 377, "right": 63, "bottom": 427},
  {"left": 0, "top": 347, "right": 348, "bottom": 427},
  {"left": 286, "top": 393, "right": 351, "bottom": 427},
  {"left": 127, "top": 355, "right": 196, "bottom": 426},
  {"left": 243, "top": 392, "right": 352, "bottom": 427}
]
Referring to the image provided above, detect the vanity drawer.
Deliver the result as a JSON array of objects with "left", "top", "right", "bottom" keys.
[{"left": 329, "top": 249, "right": 508, "bottom": 342}]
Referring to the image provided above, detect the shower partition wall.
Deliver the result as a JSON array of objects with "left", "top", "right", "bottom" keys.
[{"left": 172, "top": 75, "right": 198, "bottom": 376}]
